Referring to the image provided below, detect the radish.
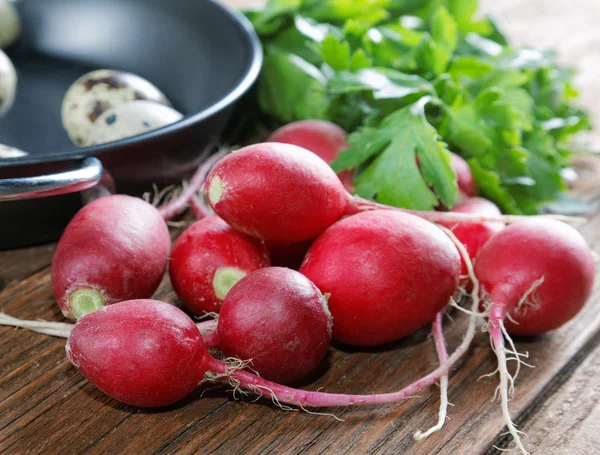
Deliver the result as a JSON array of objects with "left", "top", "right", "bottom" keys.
[
  {"left": 299, "top": 210, "right": 460, "bottom": 346},
  {"left": 66, "top": 294, "right": 481, "bottom": 409},
  {"left": 268, "top": 120, "right": 354, "bottom": 191},
  {"left": 169, "top": 216, "right": 270, "bottom": 315},
  {"left": 449, "top": 152, "right": 476, "bottom": 199},
  {"left": 207, "top": 267, "right": 333, "bottom": 384},
  {"left": 52, "top": 195, "right": 171, "bottom": 320},
  {"left": 66, "top": 300, "right": 208, "bottom": 407},
  {"left": 474, "top": 219, "right": 595, "bottom": 454},
  {"left": 440, "top": 197, "right": 504, "bottom": 281},
  {"left": 204, "top": 142, "right": 570, "bottom": 246}
]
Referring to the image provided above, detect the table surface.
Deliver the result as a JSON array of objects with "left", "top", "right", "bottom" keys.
[{"left": 2, "top": 1, "right": 600, "bottom": 454}]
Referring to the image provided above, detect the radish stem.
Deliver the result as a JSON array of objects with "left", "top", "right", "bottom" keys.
[
  {"left": 350, "top": 197, "right": 585, "bottom": 225},
  {"left": 159, "top": 149, "right": 228, "bottom": 221}
]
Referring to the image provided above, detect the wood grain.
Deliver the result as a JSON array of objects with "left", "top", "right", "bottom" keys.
[{"left": 2, "top": 1, "right": 600, "bottom": 454}]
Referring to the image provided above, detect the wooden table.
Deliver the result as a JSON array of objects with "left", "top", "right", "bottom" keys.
[{"left": 2, "top": 1, "right": 600, "bottom": 454}]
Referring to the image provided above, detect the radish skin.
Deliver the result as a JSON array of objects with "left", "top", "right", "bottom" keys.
[
  {"left": 214, "top": 267, "right": 333, "bottom": 383},
  {"left": 169, "top": 217, "right": 270, "bottom": 314},
  {"left": 52, "top": 195, "right": 171, "bottom": 320},
  {"left": 205, "top": 143, "right": 349, "bottom": 245},
  {"left": 300, "top": 210, "right": 460, "bottom": 346}
]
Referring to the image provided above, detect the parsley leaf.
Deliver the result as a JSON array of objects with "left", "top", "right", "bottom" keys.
[{"left": 333, "top": 97, "right": 457, "bottom": 209}]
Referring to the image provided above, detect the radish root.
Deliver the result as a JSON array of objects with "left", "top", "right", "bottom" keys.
[
  {"left": 414, "top": 310, "right": 449, "bottom": 440},
  {"left": 489, "top": 316, "right": 530, "bottom": 455},
  {"left": 0, "top": 313, "right": 73, "bottom": 338},
  {"left": 0, "top": 311, "right": 220, "bottom": 341},
  {"left": 411, "top": 226, "right": 483, "bottom": 440},
  {"left": 515, "top": 277, "right": 545, "bottom": 313}
]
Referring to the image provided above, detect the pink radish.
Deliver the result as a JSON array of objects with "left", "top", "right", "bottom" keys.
[
  {"left": 268, "top": 120, "right": 354, "bottom": 191},
  {"left": 66, "top": 300, "right": 208, "bottom": 407},
  {"left": 299, "top": 210, "right": 460, "bottom": 346},
  {"left": 474, "top": 219, "right": 595, "bottom": 453},
  {"left": 204, "top": 142, "right": 564, "bottom": 246},
  {"left": 169, "top": 217, "right": 270, "bottom": 314},
  {"left": 449, "top": 152, "right": 477, "bottom": 199},
  {"left": 207, "top": 267, "right": 332, "bottom": 384},
  {"left": 66, "top": 296, "right": 481, "bottom": 408},
  {"left": 52, "top": 195, "right": 171, "bottom": 320},
  {"left": 440, "top": 197, "right": 504, "bottom": 280}
]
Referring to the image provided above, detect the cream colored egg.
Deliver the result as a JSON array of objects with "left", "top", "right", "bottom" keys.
[
  {"left": 61, "top": 69, "right": 172, "bottom": 147},
  {"left": 0, "top": 48, "right": 16, "bottom": 119},
  {"left": 0, "top": 0, "right": 21, "bottom": 49},
  {"left": 0, "top": 144, "right": 27, "bottom": 158},
  {"left": 82, "top": 100, "right": 183, "bottom": 146}
]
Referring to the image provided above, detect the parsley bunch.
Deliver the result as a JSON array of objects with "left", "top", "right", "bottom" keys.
[{"left": 246, "top": 0, "right": 590, "bottom": 213}]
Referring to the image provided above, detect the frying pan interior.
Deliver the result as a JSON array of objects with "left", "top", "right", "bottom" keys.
[{"left": 0, "top": 0, "right": 254, "bottom": 162}]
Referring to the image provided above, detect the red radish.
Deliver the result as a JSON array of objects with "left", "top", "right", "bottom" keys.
[
  {"left": 66, "top": 297, "right": 480, "bottom": 408},
  {"left": 476, "top": 219, "right": 595, "bottom": 336},
  {"left": 210, "top": 267, "right": 332, "bottom": 384},
  {"left": 204, "top": 142, "right": 554, "bottom": 246},
  {"left": 66, "top": 300, "right": 208, "bottom": 407},
  {"left": 268, "top": 120, "right": 354, "bottom": 191},
  {"left": 52, "top": 195, "right": 171, "bottom": 320},
  {"left": 440, "top": 197, "right": 504, "bottom": 279},
  {"left": 169, "top": 217, "right": 270, "bottom": 314},
  {"left": 299, "top": 210, "right": 460, "bottom": 346},
  {"left": 205, "top": 143, "right": 349, "bottom": 245},
  {"left": 474, "top": 219, "right": 595, "bottom": 453},
  {"left": 449, "top": 152, "right": 477, "bottom": 198}
]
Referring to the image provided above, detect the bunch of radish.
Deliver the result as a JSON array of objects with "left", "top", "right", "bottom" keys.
[{"left": 0, "top": 120, "right": 595, "bottom": 455}]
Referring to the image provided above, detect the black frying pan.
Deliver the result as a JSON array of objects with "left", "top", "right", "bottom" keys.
[{"left": 0, "top": 0, "right": 262, "bottom": 249}]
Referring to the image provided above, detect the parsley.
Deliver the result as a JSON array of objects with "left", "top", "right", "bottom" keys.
[{"left": 246, "top": 0, "right": 590, "bottom": 214}]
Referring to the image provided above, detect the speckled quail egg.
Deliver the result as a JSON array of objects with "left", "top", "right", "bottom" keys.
[
  {"left": 0, "top": 144, "right": 27, "bottom": 158},
  {"left": 0, "top": 48, "right": 16, "bottom": 119},
  {"left": 0, "top": 0, "right": 21, "bottom": 49},
  {"left": 82, "top": 100, "right": 184, "bottom": 146},
  {"left": 61, "top": 69, "right": 172, "bottom": 146}
]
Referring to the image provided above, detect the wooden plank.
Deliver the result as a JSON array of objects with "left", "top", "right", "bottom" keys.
[
  {"left": 0, "top": 244, "right": 55, "bottom": 291},
  {"left": 517, "top": 342, "right": 600, "bottom": 455}
]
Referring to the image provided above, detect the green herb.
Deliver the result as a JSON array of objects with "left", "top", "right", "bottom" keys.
[{"left": 246, "top": 0, "right": 590, "bottom": 214}]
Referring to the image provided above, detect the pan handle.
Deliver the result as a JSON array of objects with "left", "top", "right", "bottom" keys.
[{"left": 0, "top": 157, "right": 103, "bottom": 201}]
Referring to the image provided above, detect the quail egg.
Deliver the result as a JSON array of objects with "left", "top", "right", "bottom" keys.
[
  {"left": 82, "top": 100, "right": 184, "bottom": 146},
  {"left": 0, "top": 0, "right": 21, "bottom": 49},
  {"left": 0, "top": 144, "right": 27, "bottom": 158},
  {"left": 61, "top": 69, "right": 172, "bottom": 146},
  {"left": 0, "top": 48, "right": 16, "bottom": 119}
]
